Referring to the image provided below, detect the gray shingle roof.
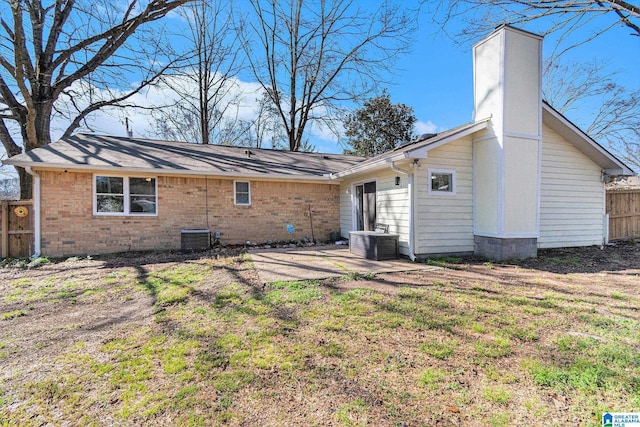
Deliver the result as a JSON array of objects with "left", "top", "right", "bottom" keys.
[
  {"left": 4, "top": 134, "right": 366, "bottom": 180},
  {"left": 7, "top": 106, "right": 632, "bottom": 180},
  {"left": 330, "top": 119, "right": 492, "bottom": 178}
]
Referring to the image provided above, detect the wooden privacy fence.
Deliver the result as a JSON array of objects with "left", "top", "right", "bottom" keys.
[
  {"left": 1, "top": 200, "right": 34, "bottom": 258},
  {"left": 607, "top": 190, "right": 640, "bottom": 241}
]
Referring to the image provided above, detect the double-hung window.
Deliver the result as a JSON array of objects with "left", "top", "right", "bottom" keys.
[
  {"left": 95, "top": 176, "right": 157, "bottom": 215},
  {"left": 234, "top": 181, "right": 251, "bottom": 206}
]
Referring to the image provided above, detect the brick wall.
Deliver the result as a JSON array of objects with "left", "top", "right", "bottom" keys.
[{"left": 38, "top": 170, "right": 341, "bottom": 257}]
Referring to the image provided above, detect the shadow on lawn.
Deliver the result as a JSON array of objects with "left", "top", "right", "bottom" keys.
[{"left": 99, "top": 247, "right": 273, "bottom": 314}]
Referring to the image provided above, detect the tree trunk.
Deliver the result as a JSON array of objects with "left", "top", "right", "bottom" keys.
[
  {"left": 2, "top": 0, "right": 190, "bottom": 196},
  {"left": 288, "top": 130, "right": 297, "bottom": 152},
  {"left": 17, "top": 167, "right": 33, "bottom": 200},
  {"left": 15, "top": 98, "right": 53, "bottom": 199},
  {"left": 31, "top": 102, "right": 53, "bottom": 151}
]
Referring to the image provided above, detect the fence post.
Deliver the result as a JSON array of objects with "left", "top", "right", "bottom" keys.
[{"left": 1, "top": 201, "right": 8, "bottom": 257}]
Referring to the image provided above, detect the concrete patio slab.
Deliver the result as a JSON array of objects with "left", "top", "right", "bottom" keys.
[{"left": 248, "top": 246, "right": 437, "bottom": 283}]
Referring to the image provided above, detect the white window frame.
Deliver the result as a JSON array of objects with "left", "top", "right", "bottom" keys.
[
  {"left": 93, "top": 174, "right": 158, "bottom": 216},
  {"left": 234, "top": 180, "right": 251, "bottom": 206},
  {"left": 427, "top": 168, "right": 457, "bottom": 196}
]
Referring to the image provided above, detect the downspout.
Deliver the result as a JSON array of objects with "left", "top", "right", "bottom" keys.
[
  {"left": 24, "top": 167, "right": 41, "bottom": 258},
  {"left": 388, "top": 160, "right": 416, "bottom": 261}
]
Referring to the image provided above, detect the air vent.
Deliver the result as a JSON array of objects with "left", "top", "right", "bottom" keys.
[{"left": 181, "top": 229, "right": 210, "bottom": 251}]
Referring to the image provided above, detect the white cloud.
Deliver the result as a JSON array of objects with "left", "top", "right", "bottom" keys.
[
  {"left": 50, "top": 74, "right": 265, "bottom": 140},
  {"left": 414, "top": 120, "right": 437, "bottom": 135},
  {"left": 61, "top": 74, "right": 347, "bottom": 152},
  {"left": 3, "top": 71, "right": 350, "bottom": 160}
]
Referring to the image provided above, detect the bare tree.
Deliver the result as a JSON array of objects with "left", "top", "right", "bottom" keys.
[
  {"left": 424, "top": 0, "right": 639, "bottom": 171},
  {"left": 544, "top": 59, "right": 640, "bottom": 170},
  {"left": 151, "top": 0, "right": 246, "bottom": 145},
  {"left": 0, "top": 0, "right": 192, "bottom": 199},
  {"left": 239, "top": 0, "right": 414, "bottom": 152},
  {"left": 426, "top": 1, "right": 639, "bottom": 51},
  {"left": 0, "top": 177, "right": 19, "bottom": 200},
  {"left": 154, "top": 89, "right": 290, "bottom": 149},
  {"left": 250, "top": 91, "right": 287, "bottom": 149}
]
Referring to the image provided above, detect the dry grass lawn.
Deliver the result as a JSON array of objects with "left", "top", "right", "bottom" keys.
[{"left": 0, "top": 242, "right": 639, "bottom": 426}]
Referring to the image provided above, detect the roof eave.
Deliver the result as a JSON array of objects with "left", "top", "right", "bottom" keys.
[
  {"left": 542, "top": 103, "right": 635, "bottom": 176},
  {"left": 329, "top": 151, "right": 422, "bottom": 180},
  {"left": 331, "top": 118, "right": 491, "bottom": 179},
  {"left": 2, "top": 160, "right": 339, "bottom": 183}
]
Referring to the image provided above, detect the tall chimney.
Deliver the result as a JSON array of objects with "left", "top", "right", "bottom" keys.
[{"left": 472, "top": 25, "right": 543, "bottom": 260}]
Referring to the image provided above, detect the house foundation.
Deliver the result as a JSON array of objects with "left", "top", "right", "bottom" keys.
[{"left": 474, "top": 236, "right": 537, "bottom": 261}]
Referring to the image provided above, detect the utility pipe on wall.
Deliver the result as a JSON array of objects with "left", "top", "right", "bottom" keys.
[
  {"left": 24, "top": 167, "right": 41, "bottom": 258},
  {"left": 388, "top": 160, "right": 416, "bottom": 261}
]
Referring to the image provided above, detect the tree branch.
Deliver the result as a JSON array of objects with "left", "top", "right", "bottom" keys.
[
  {"left": 0, "top": 118, "right": 21, "bottom": 157},
  {"left": 53, "top": 0, "right": 192, "bottom": 96}
]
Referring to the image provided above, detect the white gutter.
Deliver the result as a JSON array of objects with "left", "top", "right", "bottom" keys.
[
  {"left": 1, "top": 161, "right": 341, "bottom": 184},
  {"left": 24, "top": 167, "right": 41, "bottom": 258},
  {"left": 388, "top": 160, "right": 416, "bottom": 261},
  {"left": 331, "top": 119, "right": 491, "bottom": 180}
]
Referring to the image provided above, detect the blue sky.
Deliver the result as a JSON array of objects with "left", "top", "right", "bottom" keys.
[
  {"left": 334, "top": 13, "right": 640, "bottom": 155},
  {"left": 3, "top": 1, "right": 638, "bottom": 165},
  {"left": 72, "top": 2, "right": 638, "bottom": 157}
]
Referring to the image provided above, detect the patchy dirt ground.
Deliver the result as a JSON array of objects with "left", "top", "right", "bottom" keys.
[
  {"left": 0, "top": 248, "right": 254, "bottom": 374},
  {"left": 518, "top": 241, "right": 640, "bottom": 274},
  {"left": 0, "top": 242, "right": 638, "bottom": 426}
]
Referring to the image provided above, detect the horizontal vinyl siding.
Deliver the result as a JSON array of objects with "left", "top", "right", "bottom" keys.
[
  {"left": 339, "top": 170, "right": 411, "bottom": 255},
  {"left": 415, "top": 136, "right": 474, "bottom": 255},
  {"left": 539, "top": 124, "right": 605, "bottom": 248},
  {"left": 376, "top": 171, "right": 410, "bottom": 254},
  {"left": 339, "top": 182, "right": 353, "bottom": 238}
]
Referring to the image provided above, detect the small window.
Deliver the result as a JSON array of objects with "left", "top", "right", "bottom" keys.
[
  {"left": 428, "top": 169, "right": 456, "bottom": 196},
  {"left": 234, "top": 181, "right": 251, "bottom": 205},
  {"left": 95, "top": 176, "right": 157, "bottom": 215}
]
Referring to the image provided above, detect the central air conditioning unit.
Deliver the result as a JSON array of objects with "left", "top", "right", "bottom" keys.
[
  {"left": 349, "top": 231, "right": 398, "bottom": 261},
  {"left": 181, "top": 229, "right": 211, "bottom": 251}
]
